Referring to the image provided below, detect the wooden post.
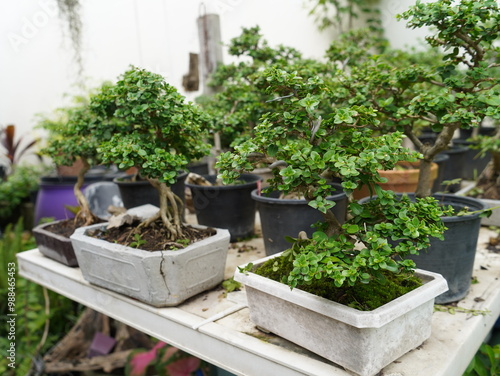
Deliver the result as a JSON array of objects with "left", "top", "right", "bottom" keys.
[{"left": 197, "top": 12, "right": 223, "bottom": 173}]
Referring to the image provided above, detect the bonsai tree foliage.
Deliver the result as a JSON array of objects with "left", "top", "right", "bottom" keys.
[
  {"left": 41, "top": 92, "right": 115, "bottom": 226},
  {"left": 91, "top": 66, "right": 211, "bottom": 239},
  {"left": 327, "top": 0, "right": 500, "bottom": 198},
  {"left": 198, "top": 26, "right": 329, "bottom": 149},
  {"left": 217, "top": 67, "right": 450, "bottom": 289}
]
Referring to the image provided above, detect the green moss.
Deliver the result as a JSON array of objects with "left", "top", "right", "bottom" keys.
[{"left": 254, "top": 255, "right": 422, "bottom": 311}]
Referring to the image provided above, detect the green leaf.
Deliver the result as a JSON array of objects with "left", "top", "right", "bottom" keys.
[
  {"left": 267, "top": 144, "right": 279, "bottom": 157},
  {"left": 346, "top": 224, "right": 360, "bottom": 234}
]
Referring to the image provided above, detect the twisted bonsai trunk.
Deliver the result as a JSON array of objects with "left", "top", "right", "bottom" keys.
[
  {"left": 74, "top": 159, "right": 98, "bottom": 226},
  {"left": 143, "top": 178, "right": 184, "bottom": 240}
]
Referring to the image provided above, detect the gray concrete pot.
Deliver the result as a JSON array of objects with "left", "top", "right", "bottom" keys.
[
  {"left": 235, "top": 254, "right": 448, "bottom": 376},
  {"left": 71, "top": 223, "right": 230, "bottom": 307}
]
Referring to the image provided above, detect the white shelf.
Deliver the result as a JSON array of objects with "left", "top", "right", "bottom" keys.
[{"left": 17, "top": 227, "right": 500, "bottom": 376}]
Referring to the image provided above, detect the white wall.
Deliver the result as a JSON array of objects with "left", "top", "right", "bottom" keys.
[{"left": 0, "top": 0, "right": 429, "bottom": 144}]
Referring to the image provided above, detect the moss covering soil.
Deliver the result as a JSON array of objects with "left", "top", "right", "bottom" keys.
[{"left": 254, "top": 254, "right": 422, "bottom": 311}]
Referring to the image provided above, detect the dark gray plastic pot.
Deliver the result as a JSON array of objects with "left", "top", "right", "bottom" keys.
[
  {"left": 252, "top": 183, "right": 348, "bottom": 256},
  {"left": 185, "top": 174, "right": 262, "bottom": 242},
  {"left": 114, "top": 171, "right": 187, "bottom": 209},
  {"left": 407, "top": 194, "right": 485, "bottom": 304},
  {"left": 437, "top": 145, "right": 468, "bottom": 193}
]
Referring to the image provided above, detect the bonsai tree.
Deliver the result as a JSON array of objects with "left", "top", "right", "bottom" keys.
[
  {"left": 91, "top": 66, "right": 212, "bottom": 240},
  {"left": 198, "top": 26, "right": 330, "bottom": 149},
  {"left": 41, "top": 91, "right": 116, "bottom": 226},
  {"left": 326, "top": 0, "right": 500, "bottom": 198},
  {"left": 217, "top": 67, "right": 451, "bottom": 290}
]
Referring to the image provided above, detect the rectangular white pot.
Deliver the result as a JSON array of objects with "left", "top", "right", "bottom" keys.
[
  {"left": 71, "top": 223, "right": 230, "bottom": 307},
  {"left": 235, "top": 254, "right": 448, "bottom": 376},
  {"left": 456, "top": 182, "right": 500, "bottom": 226}
]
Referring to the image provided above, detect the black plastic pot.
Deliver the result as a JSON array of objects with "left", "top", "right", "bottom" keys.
[
  {"left": 359, "top": 193, "right": 485, "bottom": 304},
  {"left": 453, "top": 139, "right": 491, "bottom": 180},
  {"left": 437, "top": 145, "right": 468, "bottom": 193},
  {"left": 114, "top": 171, "right": 188, "bottom": 210},
  {"left": 432, "top": 153, "right": 450, "bottom": 193},
  {"left": 252, "top": 183, "right": 348, "bottom": 256},
  {"left": 185, "top": 174, "right": 262, "bottom": 242},
  {"left": 407, "top": 194, "right": 485, "bottom": 304}
]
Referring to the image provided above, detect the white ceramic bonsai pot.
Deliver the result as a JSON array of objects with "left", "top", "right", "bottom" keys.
[
  {"left": 235, "top": 254, "right": 448, "bottom": 376},
  {"left": 71, "top": 223, "right": 230, "bottom": 307}
]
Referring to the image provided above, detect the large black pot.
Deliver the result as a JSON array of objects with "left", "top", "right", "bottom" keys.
[
  {"left": 407, "top": 194, "right": 485, "bottom": 304},
  {"left": 360, "top": 193, "right": 485, "bottom": 304},
  {"left": 437, "top": 145, "right": 468, "bottom": 193},
  {"left": 453, "top": 139, "right": 491, "bottom": 180},
  {"left": 114, "top": 171, "right": 188, "bottom": 210},
  {"left": 185, "top": 174, "right": 262, "bottom": 242},
  {"left": 252, "top": 183, "right": 348, "bottom": 256}
]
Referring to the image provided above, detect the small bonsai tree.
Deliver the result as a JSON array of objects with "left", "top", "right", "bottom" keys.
[
  {"left": 41, "top": 91, "right": 116, "bottom": 226},
  {"left": 217, "top": 67, "right": 450, "bottom": 289},
  {"left": 91, "top": 66, "right": 212, "bottom": 240},
  {"left": 326, "top": 0, "right": 500, "bottom": 198}
]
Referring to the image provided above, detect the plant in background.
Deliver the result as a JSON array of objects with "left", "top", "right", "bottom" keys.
[
  {"left": 91, "top": 66, "right": 212, "bottom": 240},
  {"left": 326, "top": 0, "right": 500, "bottom": 198},
  {"left": 0, "top": 219, "right": 81, "bottom": 376},
  {"left": 197, "top": 26, "right": 329, "bottom": 150},
  {"left": 0, "top": 124, "right": 41, "bottom": 178},
  {"left": 217, "top": 66, "right": 450, "bottom": 292},
  {"left": 41, "top": 85, "right": 117, "bottom": 226},
  {"left": 0, "top": 165, "right": 49, "bottom": 223},
  {"left": 464, "top": 343, "right": 500, "bottom": 376}
]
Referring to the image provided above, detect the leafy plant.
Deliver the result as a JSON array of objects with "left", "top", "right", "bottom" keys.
[
  {"left": 464, "top": 343, "right": 500, "bottom": 376},
  {"left": 130, "top": 233, "right": 146, "bottom": 248},
  {"left": 197, "top": 26, "right": 329, "bottom": 150},
  {"left": 0, "top": 219, "right": 81, "bottom": 376},
  {"left": 0, "top": 164, "right": 49, "bottom": 223},
  {"left": 91, "top": 66, "right": 212, "bottom": 239},
  {"left": 40, "top": 83, "right": 118, "bottom": 226},
  {"left": 0, "top": 124, "right": 41, "bottom": 176},
  {"left": 327, "top": 0, "right": 500, "bottom": 198},
  {"left": 217, "top": 63, "right": 451, "bottom": 288}
]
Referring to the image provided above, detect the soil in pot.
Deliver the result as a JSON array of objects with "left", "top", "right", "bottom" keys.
[
  {"left": 254, "top": 254, "right": 422, "bottom": 311},
  {"left": 87, "top": 219, "right": 216, "bottom": 251},
  {"left": 34, "top": 217, "right": 102, "bottom": 267}
]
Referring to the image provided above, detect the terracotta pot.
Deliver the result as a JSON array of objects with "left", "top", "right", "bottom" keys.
[{"left": 353, "top": 161, "right": 439, "bottom": 200}]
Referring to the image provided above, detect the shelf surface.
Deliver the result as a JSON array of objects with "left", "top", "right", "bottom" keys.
[{"left": 17, "top": 225, "right": 500, "bottom": 376}]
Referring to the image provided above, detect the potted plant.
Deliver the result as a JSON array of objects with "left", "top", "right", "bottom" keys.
[
  {"left": 216, "top": 63, "right": 449, "bottom": 375},
  {"left": 191, "top": 26, "right": 342, "bottom": 246},
  {"left": 33, "top": 97, "right": 114, "bottom": 267},
  {"left": 70, "top": 66, "right": 230, "bottom": 307},
  {"left": 325, "top": 0, "right": 498, "bottom": 302}
]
